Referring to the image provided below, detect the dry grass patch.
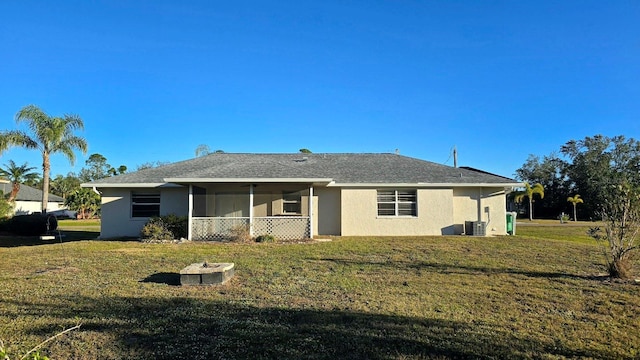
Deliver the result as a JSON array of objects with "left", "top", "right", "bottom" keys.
[{"left": 1, "top": 231, "right": 639, "bottom": 359}]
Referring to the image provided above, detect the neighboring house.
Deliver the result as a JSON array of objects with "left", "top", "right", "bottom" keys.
[
  {"left": 81, "top": 153, "right": 522, "bottom": 240},
  {"left": 0, "top": 183, "right": 65, "bottom": 215}
]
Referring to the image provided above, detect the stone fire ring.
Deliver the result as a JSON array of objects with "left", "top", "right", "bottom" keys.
[{"left": 180, "top": 262, "right": 234, "bottom": 286}]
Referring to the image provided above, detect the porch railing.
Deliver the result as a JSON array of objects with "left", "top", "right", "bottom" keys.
[{"left": 191, "top": 216, "right": 310, "bottom": 241}]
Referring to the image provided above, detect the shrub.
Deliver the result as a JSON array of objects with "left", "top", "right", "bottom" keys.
[
  {"left": 588, "top": 182, "right": 640, "bottom": 279},
  {"left": 0, "top": 195, "right": 13, "bottom": 218},
  {"left": 228, "top": 224, "right": 252, "bottom": 242},
  {"left": 255, "top": 234, "right": 275, "bottom": 243},
  {"left": 161, "top": 214, "right": 187, "bottom": 239},
  {"left": 7, "top": 214, "right": 58, "bottom": 236},
  {"left": 140, "top": 217, "right": 173, "bottom": 241},
  {"left": 140, "top": 214, "right": 188, "bottom": 241}
]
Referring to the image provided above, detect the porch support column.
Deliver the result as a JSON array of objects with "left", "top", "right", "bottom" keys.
[
  {"left": 308, "top": 185, "right": 314, "bottom": 239},
  {"left": 249, "top": 184, "right": 254, "bottom": 237},
  {"left": 188, "top": 184, "right": 193, "bottom": 240}
]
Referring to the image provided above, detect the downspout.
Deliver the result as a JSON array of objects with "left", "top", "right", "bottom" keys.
[
  {"left": 188, "top": 185, "right": 193, "bottom": 240},
  {"left": 309, "top": 185, "right": 314, "bottom": 239},
  {"left": 477, "top": 187, "right": 483, "bottom": 222},
  {"left": 249, "top": 184, "right": 254, "bottom": 237},
  {"left": 92, "top": 187, "right": 102, "bottom": 239}
]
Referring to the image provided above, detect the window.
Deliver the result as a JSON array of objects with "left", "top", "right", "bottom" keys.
[
  {"left": 131, "top": 192, "right": 160, "bottom": 218},
  {"left": 282, "top": 191, "right": 302, "bottom": 214},
  {"left": 377, "top": 190, "right": 417, "bottom": 216}
]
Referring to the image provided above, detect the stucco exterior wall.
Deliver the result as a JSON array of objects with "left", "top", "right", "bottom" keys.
[
  {"left": 315, "top": 187, "right": 341, "bottom": 236},
  {"left": 340, "top": 188, "right": 454, "bottom": 236},
  {"left": 160, "top": 187, "right": 189, "bottom": 216},
  {"left": 453, "top": 187, "right": 508, "bottom": 236},
  {"left": 99, "top": 187, "right": 188, "bottom": 239},
  {"left": 479, "top": 188, "right": 507, "bottom": 236},
  {"left": 99, "top": 184, "right": 508, "bottom": 239},
  {"left": 13, "top": 201, "right": 62, "bottom": 215}
]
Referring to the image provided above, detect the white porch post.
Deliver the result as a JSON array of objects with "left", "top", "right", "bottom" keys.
[
  {"left": 188, "top": 184, "right": 193, "bottom": 240},
  {"left": 309, "top": 185, "right": 314, "bottom": 239},
  {"left": 249, "top": 184, "right": 254, "bottom": 237}
]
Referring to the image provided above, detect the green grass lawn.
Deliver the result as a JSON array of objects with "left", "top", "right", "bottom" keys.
[{"left": 1, "top": 223, "right": 639, "bottom": 359}]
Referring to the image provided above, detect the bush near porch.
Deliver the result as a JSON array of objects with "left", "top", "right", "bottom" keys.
[{"left": 0, "top": 224, "right": 638, "bottom": 359}]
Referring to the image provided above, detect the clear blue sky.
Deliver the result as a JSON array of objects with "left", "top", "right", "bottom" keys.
[{"left": 1, "top": 1, "right": 638, "bottom": 179}]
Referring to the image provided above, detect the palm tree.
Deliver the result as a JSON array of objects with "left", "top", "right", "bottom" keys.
[
  {"left": 0, "top": 160, "right": 40, "bottom": 201},
  {"left": 567, "top": 194, "right": 584, "bottom": 222},
  {"left": 0, "top": 132, "right": 9, "bottom": 154},
  {"left": 0, "top": 130, "right": 34, "bottom": 155},
  {"left": 14, "top": 105, "right": 88, "bottom": 212},
  {"left": 514, "top": 182, "right": 545, "bottom": 221},
  {"left": 50, "top": 174, "right": 81, "bottom": 200},
  {"left": 108, "top": 165, "right": 127, "bottom": 176}
]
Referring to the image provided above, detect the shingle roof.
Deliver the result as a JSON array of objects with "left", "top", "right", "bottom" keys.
[
  {"left": 0, "top": 183, "right": 64, "bottom": 202},
  {"left": 84, "top": 153, "right": 519, "bottom": 187}
]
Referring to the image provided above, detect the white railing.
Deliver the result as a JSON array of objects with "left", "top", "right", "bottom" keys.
[{"left": 191, "top": 216, "right": 310, "bottom": 241}]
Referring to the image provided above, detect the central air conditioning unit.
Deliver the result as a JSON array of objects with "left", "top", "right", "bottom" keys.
[{"left": 464, "top": 221, "right": 486, "bottom": 236}]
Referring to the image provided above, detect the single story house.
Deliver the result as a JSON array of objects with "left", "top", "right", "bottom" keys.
[
  {"left": 0, "top": 182, "right": 65, "bottom": 215},
  {"left": 82, "top": 153, "right": 522, "bottom": 240}
]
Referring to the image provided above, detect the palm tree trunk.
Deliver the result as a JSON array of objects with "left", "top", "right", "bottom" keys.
[
  {"left": 573, "top": 204, "right": 577, "bottom": 222},
  {"left": 9, "top": 182, "right": 19, "bottom": 201},
  {"left": 41, "top": 152, "right": 50, "bottom": 213},
  {"left": 529, "top": 199, "right": 533, "bottom": 221}
]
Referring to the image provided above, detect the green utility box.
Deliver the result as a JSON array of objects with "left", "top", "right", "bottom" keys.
[{"left": 506, "top": 212, "right": 516, "bottom": 235}]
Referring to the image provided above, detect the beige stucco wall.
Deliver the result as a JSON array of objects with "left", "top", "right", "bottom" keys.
[
  {"left": 480, "top": 188, "right": 507, "bottom": 236},
  {"left": 453, "top": 187, "right": 508, "bottom": 236},
  {"left": 340, "top": 188, "right": 455, "bottom": 236},
  {"left": 253, "top": 193, "right": 272, "bottom": 217},
  {"left": 98, "top": 184, "right": 508, "bottom": 239},
  {"left": 315, "top": 187, "right": 341, "bottom": 236},
  {"left": 99, "top": 187, "right": 188, "bottom": 239}
]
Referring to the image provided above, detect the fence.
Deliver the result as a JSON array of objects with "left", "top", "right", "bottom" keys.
[{"left": 191, "top": 216, "right": 310, "bottom": 241}]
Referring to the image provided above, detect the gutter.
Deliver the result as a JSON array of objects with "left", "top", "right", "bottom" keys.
[{"left": 330, "top": 182, "right": 524, "bottom": 188}]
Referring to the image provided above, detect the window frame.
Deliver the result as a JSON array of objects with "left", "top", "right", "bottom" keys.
[
  {"left": 282, "top": 191, "right": 302, "bottom": 215},
  {"left": 131, "top": 191, "right": 161, "bottom": 218},
  {"left": 377, "top": 189, "right": 417, "bottom": 217}
]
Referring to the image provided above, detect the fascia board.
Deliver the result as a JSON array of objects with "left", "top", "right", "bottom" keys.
[
  {"left": 164, "top": 178, "right": 334, "bottom": 185},
  {"left": 80, "top": 183, "right": 183, "bottom": 188},
  {"left": 329, "top": 182, "right": 524, "bottom": 188}
]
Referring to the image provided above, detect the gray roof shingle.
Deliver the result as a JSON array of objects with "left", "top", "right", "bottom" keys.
[
  {"left": 84, "top": 153, "right": 519, "bottom": 186},
  {"left": 0, "top": 183, "right": 64, "bottom": 202}
]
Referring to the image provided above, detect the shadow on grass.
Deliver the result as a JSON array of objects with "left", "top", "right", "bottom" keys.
[
  {"left": 409, "top": 261, "right": 610, "bottom": 282},
  {"left": 0, "top": 230, "right": 142, "bottom": 248},
  {"left": 140, "top": 272, "right": 181, "bottom": 286},
  {"left": 6, "top": 293, "right": 617, "bottom": 360},
  {"left": 318, "top": 257, "right": 607, "bottom": 282}
]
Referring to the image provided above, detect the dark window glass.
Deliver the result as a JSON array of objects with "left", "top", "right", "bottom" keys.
[
  {"left": 132, "top": 192, "right": 160, "bottom": 218},
  {"left": 283, "top": 191, "right": 302, "bottom": 214}
]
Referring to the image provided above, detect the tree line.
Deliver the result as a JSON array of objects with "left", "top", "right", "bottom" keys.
[
  {"left": 515, "top": 134, "right": 640, "bottom": 279},
  {"left": 515, "top": 134, "right": 640, "bottom": 221}
]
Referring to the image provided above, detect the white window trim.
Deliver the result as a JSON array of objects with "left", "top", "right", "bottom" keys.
[{"left": 377, "top": 189, "right": 417, "bottom": 217}]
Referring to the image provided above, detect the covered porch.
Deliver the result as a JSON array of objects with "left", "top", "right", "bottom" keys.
[{"left": 185, "top": 182, "right": 320, "bottom": 241}]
